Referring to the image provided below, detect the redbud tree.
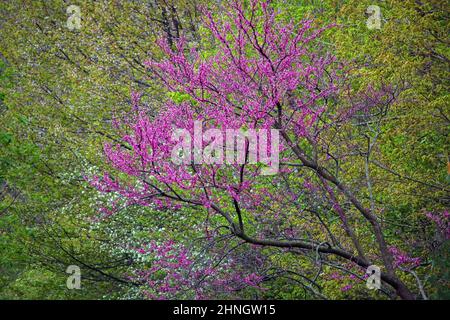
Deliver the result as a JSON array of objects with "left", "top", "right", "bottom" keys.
[{"left": 92, "top": 0, "right": 419, "bottom": 299}]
